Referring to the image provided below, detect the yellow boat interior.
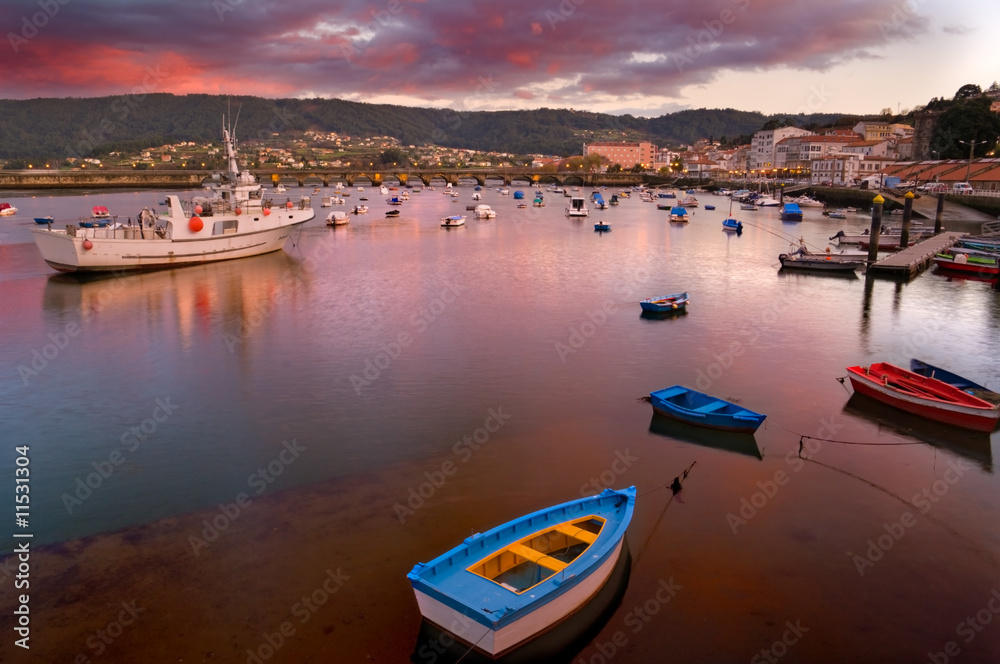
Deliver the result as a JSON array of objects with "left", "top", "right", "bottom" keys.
[{"left": 468, "top": 517, "right": 605, "bottom": 594}]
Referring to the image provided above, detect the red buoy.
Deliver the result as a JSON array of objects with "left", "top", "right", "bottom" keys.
[
  {"left": 286, "top": 201, "right": 294, "bottom": 209},
  {"left": 263, "top": 208, "right": 271, "bottom": 216},
  {"left": 189, "top": 216, "right": 204, "bottom": 232},
  {"left": 194, "top": 204, "right": 203, "bottom": 215},
  {"left": 234, "top": 207, "right": 242, "bottom": 216},
  {"left": 82, "top": 239, "right": 93, "bottom": 250}
]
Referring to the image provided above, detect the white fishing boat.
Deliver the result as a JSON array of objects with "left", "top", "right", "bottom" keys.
[
  {"left": 473, "top": 205, "right": 497, "bottom": 219},
  {"left": 326, "top": 211, "right": 349, "bottom": 226},
  {"left": 31, "top": 120, "right": 314, "bottom": 273},
  {"left": 566, "top": 197, "right": 590, "bottom": 217},
  {"left": 441, "top": 215, "right": 466, "bottom": 227},
  {"left": 321, "top": 196, "right": 333, "bottom": 207}
]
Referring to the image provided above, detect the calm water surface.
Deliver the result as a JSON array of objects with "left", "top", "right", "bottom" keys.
[{"left": 1, "top": 185, "right": 999, "bottom": 662}]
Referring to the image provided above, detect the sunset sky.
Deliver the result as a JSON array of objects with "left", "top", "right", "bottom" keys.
[{"left": 2, "top": 0, "right": 996, "bottom": 117}]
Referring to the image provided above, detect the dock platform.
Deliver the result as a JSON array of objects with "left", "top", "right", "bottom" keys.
[{"left": 866, "top": 231, "right": 964, "bottom": 279}]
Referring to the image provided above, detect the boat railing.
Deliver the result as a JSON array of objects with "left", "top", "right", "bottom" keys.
[{"left": 65, "top": 220, "right": 167, "bottom": 240}]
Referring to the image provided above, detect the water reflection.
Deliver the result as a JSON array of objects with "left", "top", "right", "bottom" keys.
[
  {"left": 841, "top": 393, "right": 993, "bottom": 472},
  {"left": 409, "top": 544, "right": 632, "bottom": 664},
  {"left": 638, "top": 308, "right": 688, "bottom": 322},
  {"left": 647, "top": 413, "right": 763, "bottom": 460}
]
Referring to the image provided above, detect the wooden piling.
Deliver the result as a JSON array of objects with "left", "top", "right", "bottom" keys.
[
  {"left": 934, "top": 193, "right": 945, "bottom": 233},
  {"left": 867, "top": 195, "right": 884, "bottom": 264},
  {"left": 900, "top": 191, "right": 914, "bottom": 249}
]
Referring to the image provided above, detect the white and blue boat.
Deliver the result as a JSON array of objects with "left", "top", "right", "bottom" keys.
[
  {"left": 407, "top": 487, "right": 636, "bottom": 659},
  {"left": 669, "top": 206, "right": 689, "bottom": 222},
  {"left": 513, "top": 190, "right": 525, "bottom": 200},
  {"left": 649, "top": 385, "right": 766, "bottom": 433},
  {"left": 639, "top": 292, "right": 688, "bottom": 313},
  {"left": 594, "top": 221, "right": 611, "bottom": 232},
  {"left": 780, "top": 202, "right": 803, "bottom": 222},
  {"left": 722, "top": 218, "right": 743, "bottom": 234},
  {"left": 33, "top": 216, "right": 54, "bottom": 225}
]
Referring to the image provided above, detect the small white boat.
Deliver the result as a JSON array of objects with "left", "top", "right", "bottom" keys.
[
  {"left": 0, "top": 203, "right": 19, "bottom": 216},
  {"left": 321, "top": 196, "right": 333, "bottom": 207},
  {"left": 566, "top": 197, "right": 590, "bottom": 217},
  {"left": 441, "top": 215, "right": 466, "bottom": 227},
  {"left": 473, "top": 205, "right": 497, "bottom": 219},
  {"left": 472, "top": 193, "right": 482, "bottom": 201},
  {"left": 326, "top": 211, "right": 349, "bottom": 226},
  {"left": 352, "top": 205, "right": 368, "bottom": 214},
  {"left": 275, "top": 184, "right": 287, "bottom": 194},
  {"left": 792, "top": 195, "right": 824, "bottom": 207},
  {"left": 755, "top": 196, "right": 780, "bottom": 207}
]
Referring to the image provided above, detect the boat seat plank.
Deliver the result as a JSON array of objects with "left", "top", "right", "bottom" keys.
[
  {"left": 654, "top": 386, "right": 688, "bottom": 399},
  {"left": 553, "top": 524, "right": 597, "bottom": 544},
  {"left": 508, "top": 544, "right": 568, "bottom": 572},
  {"left": 693, "top": 401, "right": 728, "bottom": 413}
]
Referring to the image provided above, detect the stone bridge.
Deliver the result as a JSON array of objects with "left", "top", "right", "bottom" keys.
[{"left": 0, "top": 168, "right": 657, "bottom": 190}]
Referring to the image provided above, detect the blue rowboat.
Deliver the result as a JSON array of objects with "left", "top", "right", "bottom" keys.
[
  {"left": 34, "top": 216, "right": 54, "bottom": 225},
  {"left": 704, "top": 204, "right": 716, "bottom": 210},
  {"left": 649, "top": 385, "right": 766, "bottom": 433},
  {"left": 910, "top": 359, "right": 1000, "bottom": 406},
  {"left": 594, "top": 221, "right": 611, "bottom": 232},
  {"left": 407, "top": 487, "right": 636, "bottom": 659},
  {"left": 639, "top": 292, "right": 688, "bottom": 313}
]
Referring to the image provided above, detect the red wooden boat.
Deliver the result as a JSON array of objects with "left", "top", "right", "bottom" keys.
[
  {"left": 846, "top": 362, "right": 1000, "bottom": 432},
  {"left": 932, "top": 252, "right": 1000, "bottom": 276}
]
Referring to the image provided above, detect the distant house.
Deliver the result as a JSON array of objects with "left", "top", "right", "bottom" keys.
[
  {"left": 841, "top": 140, "right": 893, "bottom": 158},
  {"left": 852, "top": 121, "right": 893, "bottom": 141},
  {"left": 583, "top": 141, "right": 656, "bottom": 169},
  {"left": 749, "top": 126, "right": 812, "bottom": 172},
  {"left": 775, "top": 134, "right": 860, "bottom": 171}
]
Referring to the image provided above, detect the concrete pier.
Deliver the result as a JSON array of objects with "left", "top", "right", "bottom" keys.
[{"left": 866, "top": 231, "right": 965, "bottom": 279}]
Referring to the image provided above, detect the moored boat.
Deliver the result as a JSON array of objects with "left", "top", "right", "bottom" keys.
[
  {"left": 473, "top": 204, "right": 497, "bottom": 219},
  {"left": 722, "top": 218, "right": 743, "bottom": 234},
  {"left": 566, "top": 197, "right": 589, "bottom": 217},
  {"left": 846, "top": 362, "right": 1000, "bottom": 432},
  {"left": 33, "top": 216, "right": 54, "bottom": 225},
  {"left": 933, "top": 252, "right": 1000, "bottom": 276},
  {"left": 909, "top": 359, "right": 1000, "bottom": 406},
  {"left": 648, "top": 385, "right": 766, "bottom": 433},
  {"left": 352, "top": 205, "right": 368, "bottom": 214},
  {"left": 407, "top": 487, "right": 636, "bottom": 659},
  {"left": 668, "top": 206, "right": 689, "bottom": 222},
  {"left": 704, "top": 204, "right": 716, "bottom": 210},
  {"left": 441, "top": 215, "right": 466, "bottom": 227},
  {"left": 31, "top": 121, "right": 314, "bottom": 273},
  {"left": 91, "top": 206, "right": 110, "bottom": 219},
  {"left": 779, "top": 203, "right": 803, "bottom": 222},
  {"left": 639, "top": 292, "right": 688, "bottom": 313},
  {"left": 779, "top": 246, "right": 864, "bottom": 273},
  {"left": 0, "top": 203, "right": 17, "bottom": 216},
  {"left": 593, "top": 221, "right": 611, "bottom": 232},
  {"left": 326, "top": 211, "right": 349, "bottom": 226},
  {"left": 384, "top": 209, "right": 401, "bottom": 217}
]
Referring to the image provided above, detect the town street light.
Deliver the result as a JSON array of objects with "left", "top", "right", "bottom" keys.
[{"left": 958, "top": 139, "right": 986, "bottom": 181}]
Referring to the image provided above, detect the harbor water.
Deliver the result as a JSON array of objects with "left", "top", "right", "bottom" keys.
[{"left": 1, "top": 185, "right": 999, "bottom": 662}]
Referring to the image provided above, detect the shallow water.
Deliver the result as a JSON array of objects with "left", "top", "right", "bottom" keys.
[{"left": 1, "top": 185, "right": 999, "bottom": 662}]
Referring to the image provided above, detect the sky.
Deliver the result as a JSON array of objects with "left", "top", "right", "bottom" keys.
[{"left": 2, "top": 0, "right": 997, "bottom": 117}]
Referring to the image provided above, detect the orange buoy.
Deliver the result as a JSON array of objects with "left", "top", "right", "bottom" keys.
[
  {"left": 194, "top": 204, "right": 203, "bottom": 215},
  {"left": 286, "top": 201, "right": 294, "bottom": 209},
  {"left": 263, "top": 208, "right": 271, "bottom": 216},
  {"left": 82, "top": 239, "right": 93, "bottom": 250},
  {"left": 189, "top": 216, "right": 204, "bottom": 232},
  {"left": 234, "top": 207, "right": 242, "bottom": 216}
]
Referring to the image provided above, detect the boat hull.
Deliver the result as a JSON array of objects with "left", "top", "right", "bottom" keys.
[
  {"left": 847, "top": 364, "right": 1000, "bottom": 432},
  {"left": 407, "top": 487, "right": 635, "bottom": 659},
  {"left": 649, "top": 385, "right": 766, "bottom": 434},
  {"left": 778, "top": 254, "right": 863, "bottom": 272},
  {"left": 639, "top": 292, "right": 688, "bottom": 313},
  {"left": 933, "top": 256, "right": 1000, "bottom": 276},
  {"left": 412, "top": 538, "right": 625, "bottom": 659},
  {"left": 32, "top": 217, "right": 310, "bottom": 273}
]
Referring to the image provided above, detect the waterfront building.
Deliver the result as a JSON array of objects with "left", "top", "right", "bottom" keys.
[
  {"left": 583, "top": 141, "right": 656, "bottom": 169},
  {"left": 749, "top": 126, "right": 812, "bottom": 173}
]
